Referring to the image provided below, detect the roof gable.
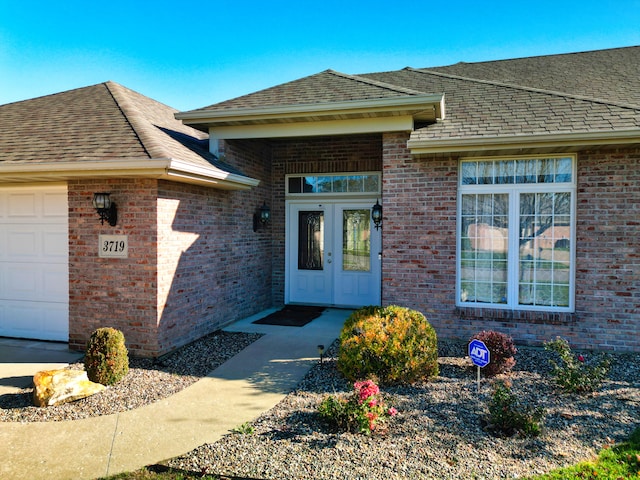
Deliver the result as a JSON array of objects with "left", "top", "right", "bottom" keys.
[
  {"left": 0, "top": 82, "right": 257, "bottom": 189},
  {"left": 178, "top": 70, "right": 445, "bottom": 136},
  {"left": 190, "top": 69, "right": 429, "bottom": 112}
]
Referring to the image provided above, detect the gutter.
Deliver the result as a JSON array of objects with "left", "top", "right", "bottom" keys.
[
  {"left": 0, "top": 158, "right": 260, "bottom": 190},
  {"left": 408, "top": 129, "right": 640, "bottom": 154}
]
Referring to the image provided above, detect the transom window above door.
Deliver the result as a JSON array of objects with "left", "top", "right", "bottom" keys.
[{"left": 287, "top": 173, "right": 381, "bottom": 195}]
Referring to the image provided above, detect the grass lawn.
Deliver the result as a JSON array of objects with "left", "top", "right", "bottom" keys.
[
  {"left": 102, "top": 427, "right": 640, "bottom": 480},
  {"left": 102, "top": 464, "right": 218, "bottom": 479},
  {"left": 527, "top": 426, "right": 640, "bottom": 479}
]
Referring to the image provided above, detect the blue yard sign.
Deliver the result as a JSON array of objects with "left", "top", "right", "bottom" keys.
[
  {"left": 469, "top": 339, "right": 491, "bottom": 392},
  {"left": 469, "top": 339, "right": 490, "bottom": 368}
]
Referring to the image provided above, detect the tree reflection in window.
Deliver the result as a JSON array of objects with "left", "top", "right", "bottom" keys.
[
  {"left": 343, "top": 209, "right": 370, "bottom": 271},
  {"left": 298, "top": 211, "right": 324, "bottom": 270}
]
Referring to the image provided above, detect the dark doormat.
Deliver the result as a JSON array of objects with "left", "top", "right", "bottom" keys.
[{"left": 252, "top": 305, "right": 326, "bottom": 327}]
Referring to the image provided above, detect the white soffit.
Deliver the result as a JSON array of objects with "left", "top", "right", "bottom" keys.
[{"left": 210, "top": 116, "right": 415, "bottom": 140}]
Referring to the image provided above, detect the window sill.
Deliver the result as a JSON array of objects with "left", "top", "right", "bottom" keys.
[{"left": 455, "top": 306, "right": 576, "bottom": 325}]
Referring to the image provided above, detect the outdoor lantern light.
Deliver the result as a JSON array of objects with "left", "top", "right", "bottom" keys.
[
  {"left": 253, "top": 201, "right": 271, "bottom": 232},
  {"left": 92, "top": 192, "right": 117, "bottom": 226},
  {"left": 317, "top": 344, "right": 325, "bottom": 364},
  {"left": 372, "top": 199, "right": 383, "bottom": 230}
]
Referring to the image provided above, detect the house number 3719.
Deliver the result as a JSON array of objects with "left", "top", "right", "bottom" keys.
[{"left": 98, "top": 235, "right": 128, "bottom": 258}]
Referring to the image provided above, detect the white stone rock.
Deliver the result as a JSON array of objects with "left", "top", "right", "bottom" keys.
[{"left": 33, "top": 369, "right": 106, "bottom": 407}]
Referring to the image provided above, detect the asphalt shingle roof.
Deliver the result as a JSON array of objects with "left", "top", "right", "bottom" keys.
[
  {"left": 4, "top": 46, "right": 639, "bottom": 169},
  {"left": 0, "top": 81, "right": 246, "bottom": 176},
  {"left": 421, "top": 46, "right": 640, "bottom": 108},
  {"left": 183, "top": 46, "right": 640, "bottom": 142},
  {"left": 362, "top": 67, "right": 640, "bottom": 141}
]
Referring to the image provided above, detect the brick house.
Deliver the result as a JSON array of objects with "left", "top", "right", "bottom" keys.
[
  {"left": 1, "top": 46, "right": 639, "bottom": 355},
  {"left": 0, "top": 82, "right": 268, "bottom": 356}
]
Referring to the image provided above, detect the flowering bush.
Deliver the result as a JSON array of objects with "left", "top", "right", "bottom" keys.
[
  {"left": 544, "top": 337, "right": 611, "bottom": 394},
  {"left": 485, "top": 379, "right": 545, "bottom": 437},
  {"left": 318, "top": 380, "right": 397, "bottom": 435},
  {"left": 338, "top": 305, "right": 438, "bottom": 385}
]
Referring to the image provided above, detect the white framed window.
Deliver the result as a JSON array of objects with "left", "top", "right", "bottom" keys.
[{"left": 457, "top": 156, "right": 576, "bottom": 312}]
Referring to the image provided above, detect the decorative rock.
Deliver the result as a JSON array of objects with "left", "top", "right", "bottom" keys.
[{"left": 33, "top": 369, "right": 106, "bottom": 407}]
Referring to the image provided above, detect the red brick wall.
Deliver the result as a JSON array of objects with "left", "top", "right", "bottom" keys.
[
  {"left": 68, "top": 138, "right": 273, "bottom": 357},
  {"left": 574, "top": 148, "right": 640, "bottom": 350},
  {"left": 154, "top": 139, "right": 273, "bottom": 355},
  {"left": 156, "top": 178, "right": 273, "bottom": 354},
  {"left": 381, "top": 132, "right": 458, "bottom": 316},
  {"left": 68, "top": 178, "right": 159, "bottom": 356},
  {"left": 381, "top": 134, "right": 640, "bottom": 352}
]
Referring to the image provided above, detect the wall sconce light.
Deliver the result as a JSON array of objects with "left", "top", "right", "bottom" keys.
[
  {"left": 317, "top": 344, "right": 325, "bottom": 364},
  {"left": 372, "top": 199, "right": 383, "bottom": 230},
  {"left": 253, "top": 201, "right": 271, "bottom": 232},
  {"left": 93, "top": 192, "right": 117, "bottom": 226}
]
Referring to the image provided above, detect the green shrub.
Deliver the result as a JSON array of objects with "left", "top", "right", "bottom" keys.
[
  {"left": 470, "top": 330, "right": 517, "bottom": 377},
  {"left": 84, "top": 327, "right": 129, "bottom": 386},
  {"left": 544, "top": 337, "right": 610, "bottom": 394},
  {"left": 337, "top": 305, "right": 439, "bottom": 385},
  {"left": 231, "top": 422, "right": 255, "bottom": 435},
  {"left": 318, "top": 379, "right": 397, "bottom": 435},
  {"left": 485, "top": 379, "right": 545, "bottom": 437}
]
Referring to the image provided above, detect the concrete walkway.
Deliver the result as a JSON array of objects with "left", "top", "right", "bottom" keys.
[{"left": 0, "top": 308, "right": 348, "bottom": 480}]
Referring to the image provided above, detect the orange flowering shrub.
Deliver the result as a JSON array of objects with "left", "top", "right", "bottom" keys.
[{"left": 337, "top": 305, "right": 438, "bottom": 385}]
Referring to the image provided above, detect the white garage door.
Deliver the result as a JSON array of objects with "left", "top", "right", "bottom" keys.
[{"left": 0, "top": 185, "right": 69, "bottom": 341}]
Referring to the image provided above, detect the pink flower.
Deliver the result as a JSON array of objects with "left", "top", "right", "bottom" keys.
[
  {"left": 577, "top": 355, "right": 585, "bottom": 362},
  {"left": 354, "top": 380, "right": 379, "bottom": 403},
  {"left": 368, "top": 399, "right": 378, "bottom": 408},
  {"left": 388, "top": 407, "right": 398, "bottom": 416}
]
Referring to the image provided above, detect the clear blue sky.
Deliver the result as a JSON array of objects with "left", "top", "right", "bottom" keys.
[{"left": 1, "top": 0, "right": 639, "bottom": 111}]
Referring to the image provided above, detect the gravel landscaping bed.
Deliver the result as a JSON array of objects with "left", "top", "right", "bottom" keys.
[
  {"left": 0, "top": 330, "right": 263, "bottom": 422},
  {"left": 1, "top": 331, "right": 638, "bottom": 479},
  {"left": 166, "top": 340, "right": 640, "bottom": 480}
]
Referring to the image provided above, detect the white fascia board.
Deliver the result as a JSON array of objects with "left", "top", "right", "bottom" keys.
[
  {"left": 408, "top": 129, "right": 640, "bottom": 154},
  {"left": 177, "top": 94, "right": 445, "bottom": 125},
  {"left": 0, "top": 158, "right": 260, "bottom": 190},
  {"left": 0, "top": 159, "right": 169, "bottom": 177},
  {"left": 210, "top": 115, "right": 415, "bottom": 140}
]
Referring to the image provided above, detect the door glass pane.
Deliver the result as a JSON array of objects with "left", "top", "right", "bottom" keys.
[
  {"left": 342, "top": 209, "right": 370, "bottom": 272},
  {"left": 298, "top": 211, "right": 324, "bottom": 270}
]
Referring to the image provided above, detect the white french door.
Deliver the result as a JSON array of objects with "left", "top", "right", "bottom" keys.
[{"left": 286, "top": 200, "right": 381, "bottom": 307}]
